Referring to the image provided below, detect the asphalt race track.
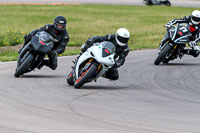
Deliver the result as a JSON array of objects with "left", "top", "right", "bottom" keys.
[
  {"left": 1, "top": 0, "right": 200, "bottom": 132},
  {"left": 1, "top": 50, "right": 200, "bottom": 133}
]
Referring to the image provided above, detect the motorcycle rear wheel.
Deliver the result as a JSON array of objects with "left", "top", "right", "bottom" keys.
[{"left": 74, "top": 63, "right": 97, "bottom": 89}]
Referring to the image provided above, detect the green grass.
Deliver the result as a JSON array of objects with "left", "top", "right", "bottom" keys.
[
  {"left": 0, "top": 49, "right": 18, "bottom": 62},
  {"left": 0, "top": 47, "right": 80, "bottom": 62},
  {"left": 0, "top": 4, "right": 198, "bottom": 61},
  {"left": 0, "top": 28, "right": 25, "bottom": 47}
]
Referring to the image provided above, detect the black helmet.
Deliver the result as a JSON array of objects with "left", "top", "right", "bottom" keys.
[{"left": 54, "top": 16, "right": 67, "bottom": 31}]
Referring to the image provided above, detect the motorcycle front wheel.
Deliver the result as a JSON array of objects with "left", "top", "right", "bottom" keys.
[
  {"left": 67, "top": 71, "right": 75, "bottom": 86},
  {"left": 14, "top": 53, "right": 34, "bottom": 77},
  {"left": 74, "top": 63, "right": 97, "bottom": 89},
  {"left": 154, "top": 44, "right": 172, "bottom": 65}
]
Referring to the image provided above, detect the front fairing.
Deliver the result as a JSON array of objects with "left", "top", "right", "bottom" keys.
[
  {"left": 91, "top": 45, "right": 115, "bottom": 66},
  {"left": 31, "top": 32, "right": 54, "bottom": 54},
  {"left": 169, "top": 26, "right": 177, "bottom": 41},
  {"left": 174, "top": 36, "right": 190, "bottom": 44},
  {"left": 74, "top": 42, "right": 115, "bottom": 80},
  {"left": 169, "top": 23, "right": 192, "bottom": 44}
]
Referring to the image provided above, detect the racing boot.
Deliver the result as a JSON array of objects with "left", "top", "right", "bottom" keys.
[
  {"left": 183, "top": 48, "right": 200, "bottom": 57},
  {"left": 49, "top": 51, "right": 58, "bottom": 70}
]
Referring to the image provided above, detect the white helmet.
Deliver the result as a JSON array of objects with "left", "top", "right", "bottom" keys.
[
  {"left": 115, "top": 28, "right": 130, "bottom": 47},
  {"left": 191, "top": 10, "right": 200, "bottom": 25}
]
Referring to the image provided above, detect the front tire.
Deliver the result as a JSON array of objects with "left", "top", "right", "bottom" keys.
[
  {"left": 74, "top": 63, "right": 97, "bottom": 89},
  {"left": 14, "top": 53, "right": 34, "bottom": 77},
  {"left": 154, "top": 44, "right": 172, "bottom": 65}
]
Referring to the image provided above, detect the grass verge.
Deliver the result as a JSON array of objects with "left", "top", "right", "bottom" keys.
[{"left": 0, "top": 4, "right": 198, "bottom": 61}]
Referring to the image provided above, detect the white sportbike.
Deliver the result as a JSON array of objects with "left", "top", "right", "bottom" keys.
[{"left": 67, "top": 41, "right": 116, "bottom": 88}]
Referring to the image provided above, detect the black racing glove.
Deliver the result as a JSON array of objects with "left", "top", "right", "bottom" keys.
[
  {"left": 113, "top": 61, "right": 121, "bottom": 68},
  {"left": 85, "top": 38, "right": 93, "bottom": 46},
  {"left": 189, "top": 41, "right": 197, "bottom": 47},
  {"left": 165, "top": 21, "right": 174, "bottom": 29},
  {"left": 49, "top": 50, "right": 58, "bottom": 56},
  {"left": 24, "top": 33, "right": 33, "bottom": 43}
]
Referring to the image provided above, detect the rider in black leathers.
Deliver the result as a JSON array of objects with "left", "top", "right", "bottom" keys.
[
  {"left": 160, "top": 10, "right": 200, "bottom": 57},
  {"left": 19, "top": 16, "right": 70, "bottom": 70},
  {"left": 79, "top": 28, "right": 130, "bottom": 80}
]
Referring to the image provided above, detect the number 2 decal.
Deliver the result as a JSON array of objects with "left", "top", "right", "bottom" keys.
[{"left": 180, "top": 27, "right": 188, "bottom": 32}]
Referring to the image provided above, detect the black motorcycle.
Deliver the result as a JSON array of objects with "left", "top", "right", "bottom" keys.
[
  {"left": 144, "top": 0, "right": 171, "bottom": 6},
  {"left": 154, "top": 23, "right": 192, "bottom": 65},
  {"left": 14, "top": 31, "right": 54, "bottom": 77}
]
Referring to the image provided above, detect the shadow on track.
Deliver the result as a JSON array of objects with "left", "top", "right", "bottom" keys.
[
  {"left": 20, "top": 74, "right": 65, "bottom": 78},
  {"left": 157, "top": 62, "right": 200, "bottom": 66},
  {"left": 72, "top": 85, "right": 129, "bottom": 90}
]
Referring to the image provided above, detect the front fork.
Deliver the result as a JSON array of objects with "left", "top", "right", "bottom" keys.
[
  {"left": 73, "top": 58, "right": 102, "bottom": 82},
  {"left": 168, "top": 43, "right": 185, "bottom": 59},
  {"left": 17, "top": 43, "right": 32, "bottom": 68},
  {"left": 73, "top": 58, "right": 93, "bottom": 81},
  {"left": 18, "top": 42, "right": 31, "bottom": 61}
]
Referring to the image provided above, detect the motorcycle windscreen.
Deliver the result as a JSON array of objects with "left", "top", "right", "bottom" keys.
[
  {"left": 31, "top": 36, "right": 54, "bottom": 54},
  {"left": 101, "top": 41, "right": 115, "bottom": 57}
]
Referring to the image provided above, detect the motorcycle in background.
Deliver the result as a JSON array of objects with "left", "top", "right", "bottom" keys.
[
  {"left": 14, "top": 31, "right": 54, "bottom": 77},
  {"left": 154, "top": 23, "right": 192, "bottom": 65},
  {"left": 143, "top": 0, "right": 171, "bottom": 6},
  {"left": 67, "top": 41, "right": 116, "bottom": 89}
]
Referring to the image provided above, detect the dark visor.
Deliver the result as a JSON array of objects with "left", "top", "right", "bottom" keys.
[
  {"left": 117, "top": 35, "right": 129, "bottom": 43},
  {"left": 192, "top": 16, "right": 200, "bottom": 22},
  {"left": 56, "top": 24, "right": 65, "bottom": 29}
]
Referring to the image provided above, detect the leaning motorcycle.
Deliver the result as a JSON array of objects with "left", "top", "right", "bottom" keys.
[
  {"left": 143, "top": 0, "right": 171, "bottom": 6},
  {"left": 67, "top": 41, "right": 115, "bottom": 89},
  {"left": 154, "top": 23, "right": 192, "bottom": 65},
  {"left": 14, "top": 31, "right": 54, "bottom": 77}
]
